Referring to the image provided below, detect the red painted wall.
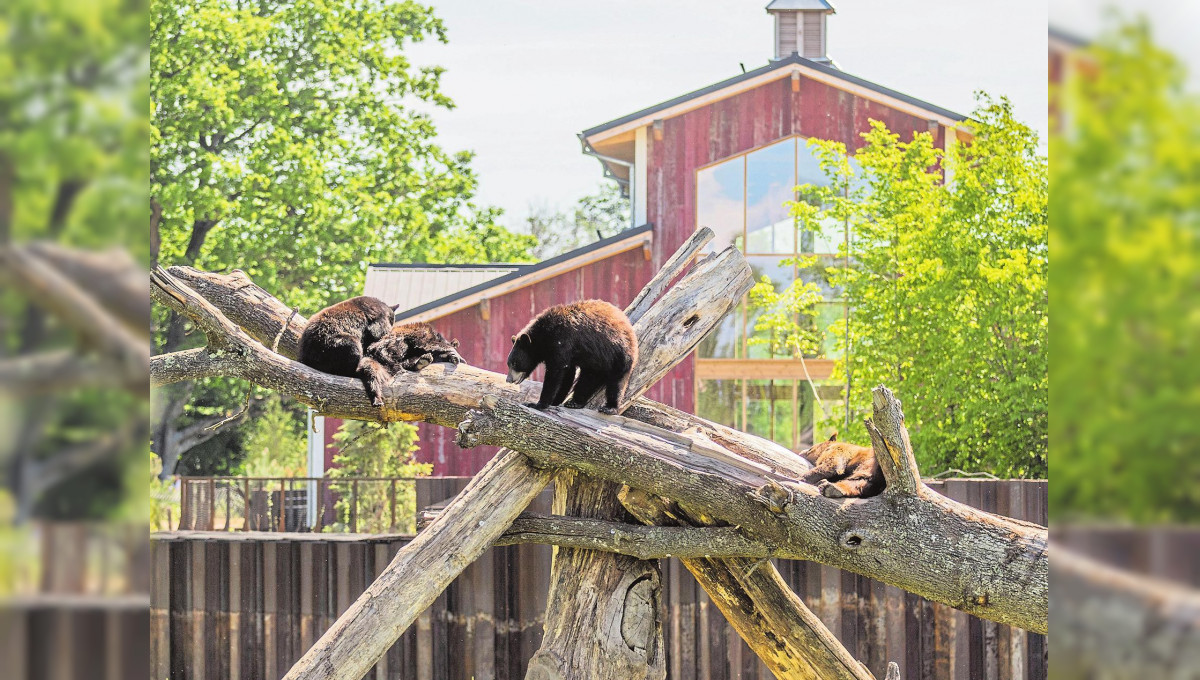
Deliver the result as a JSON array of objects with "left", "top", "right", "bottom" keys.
[
  {"left": 412, "top": 247, "right": 675, "bottom": 475},
  {"left": 328, "top": 72, "right": 952, "bottom": 477},
  {"left": 647, "top": 74, "right": 943, "bottom": 261}
]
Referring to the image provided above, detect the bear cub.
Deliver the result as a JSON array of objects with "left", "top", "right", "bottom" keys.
[
  {"left": 799, "top": 433, "right": 885, "bottom": 499},
  {"left": 506, "top": 300, "right": 637, "bottom": 415},
  {"left": 298, "top": 296, "right": 398, "bottom": 378},
  {"left": 358, "top": 322, "right": 463, "bottom": 406}
]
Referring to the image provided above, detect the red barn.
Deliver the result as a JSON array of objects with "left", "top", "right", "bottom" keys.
[{"left": 318, "top": 0, "right": 970, "bottom": 476}]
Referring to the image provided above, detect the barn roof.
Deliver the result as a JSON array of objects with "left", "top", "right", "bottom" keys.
[
  {"left": 364, "top": 264, "right": 522, "bottom": 313},
  {"left": 373, "top": 223, "right": 653, "bottom": 323},
  {"left": 580, "top": 54, "right": 967, "bottom": 185},
  {"left": 765, "top": 0, "right": 836, "bottom": 12}
]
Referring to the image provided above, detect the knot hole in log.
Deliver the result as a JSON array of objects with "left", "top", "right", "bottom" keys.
[
  {"left": 682, "top": 314, "right": 700, "bottom": 328},
  {"left": 839, "top": 529, "right": 871, "bottom": 551},
  {"left": 620, "top": 575, "right": 659, "bottom": 663}
]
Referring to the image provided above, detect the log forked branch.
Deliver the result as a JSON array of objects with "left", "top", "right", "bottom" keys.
[{"left": 149, "top": 237, "right": 1048, "bottom": 679}]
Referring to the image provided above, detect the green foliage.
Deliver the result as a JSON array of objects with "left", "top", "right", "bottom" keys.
[
  {"left": 1, "top": 0, "right": 149, "bottom": 518},
  {"left": 1050, "top": 23, "right": 1200, "bottom": 522},
  {"left": 150, "top": 0, "right": 535, "bottom": 473},
  {"left": 756, "top": 97, "right": 1048, "bottom": 477},
  {"left": 149, "top": 453, "right": 179, "bottom": 531},
  {"left": 526, "top": 183, "right": 631, "bottom": 259},
  {"left": 236, "top": 395, "right": 307, "bottom": 478},
  {"left": 151, "top": 0, "right": 528, "bottom": 309},
  {"left": 327, "top": 421, "right": 431, "bottom": 533},
  {"left": 747, "top": 255, "right": 826, "bottom": 358}
]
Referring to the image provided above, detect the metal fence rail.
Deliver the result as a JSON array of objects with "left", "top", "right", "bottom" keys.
[{"left": 173, "top": 476, "right": 421, "bottom": 534}]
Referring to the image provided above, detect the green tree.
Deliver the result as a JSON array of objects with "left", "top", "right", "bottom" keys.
[
  {"left": 526, "top": 183, "right": 631, "bottom": 259},
  {"left": 754, "top": 97, "right": 1048, "bottom": 477},
  {"left": 236, "top": 394, "right": 306, "bottom": 478},
  {"left": 150, "top": 0, "right": 534, "bottom": 475},
  {"left": 327, "top": 421, "right": 430, "bottom": 533},
  {"left": 1050, "top": 23, "right": 1200, "bottom": 521},
  {"left": 1, "top": 0, "right": 149, "bottom": 519}
]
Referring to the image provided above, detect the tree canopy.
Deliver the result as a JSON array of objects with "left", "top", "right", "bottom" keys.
[
  {"left": 1050, "top": 22, "right": 1200, "bottom": 522},
  {"left": 150, "top": 0, "right": 536, "bottom": 475},
  {"left": 1, "top": 0, "right": 149, "bottom": 519}
]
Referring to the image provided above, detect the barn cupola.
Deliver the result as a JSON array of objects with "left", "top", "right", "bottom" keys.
[{"left": 766, "top": 0, "right": 835, "bottom": 64}]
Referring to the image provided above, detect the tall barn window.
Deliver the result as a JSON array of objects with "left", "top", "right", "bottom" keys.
[{"left": 694, "top": 135, "right": 850, "bottom": 451}]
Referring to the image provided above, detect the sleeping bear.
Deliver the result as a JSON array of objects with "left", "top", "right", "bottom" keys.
[
  {"left": 298, "top": 296, "right": 398, "bottom": 378},
  {"left": 799, "top": 432, "right": 885, "bottom": 498},
  {"left": 506, "top": 300, "right": 637, "bottom": 414},
  {"left": 357, "top": 322, "right": 463, "bottom": 406}
]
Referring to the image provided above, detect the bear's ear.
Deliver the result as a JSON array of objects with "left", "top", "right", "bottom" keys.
[
  {"left": 828, "top": 431, "right": 838, "bottom": 442},
  {"left": 451, "top": 339, "right": 460, "bottom": 348},
  {"left": 512, "top": 333, "right": 530, "bottom": 345},
  {"left": 510, "top": 334, "right": 517, "bottom": 344}
]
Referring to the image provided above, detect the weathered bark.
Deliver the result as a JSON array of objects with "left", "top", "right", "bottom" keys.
[
  {"left": 1050, "top": 545, "right": 1200, "bottom": 679},
  {"left": 419, "top": 510, "right": 771, "bottom": 559},
  {"left": 149, "top": 266, "right": 1048, "bottom": 634},
  {"left": 283, "top": 449, "right": 551, "bottom": 680},
  {"left": 529, "top": 227, "right": 739, "bottom": 680},
  {"left": 158, "top": 263, "right": 809, "bottom": 479},
  {"left": 620, "top": 488, "right": 876, "bottom": 680},
  {"left": 456, "top": 391, "right": 1049, "bottom": 633},
  {"left": 267, "top": 233, "right": 747, "bottom": 680},
  {"left": 152, "top": 253, "right": 1049, "bottom": 680}
]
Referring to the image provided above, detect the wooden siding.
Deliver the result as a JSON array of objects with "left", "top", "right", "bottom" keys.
[
  {"left": 647, "top": 73, "right": 946, "bottom": 263},
  {"left": 151, "top": 479, "right": 1049, "bottom": 680},
  {"left": 410, "top": 246, "right": 672, "bottom": 476}
]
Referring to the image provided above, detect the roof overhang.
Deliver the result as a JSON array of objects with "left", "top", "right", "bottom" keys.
[
  {"left": 394, "top": 224, "right": 654, "bottom": 324},
  {"left": 580, "top": 55, "right": 969, "bottom": 176}
]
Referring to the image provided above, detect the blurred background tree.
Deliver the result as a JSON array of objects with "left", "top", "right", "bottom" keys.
[
  {"left": 0, "top": 0, "right": 150, "bottom": 521},
  {"left": 751, "top": 97, "right": 1048, "bottom": 478},
  {"left": 525, "top": 183, "right": 631, "bottom": 259},
  {"left": 327, "top": 421, "right": 430, "bottom": 533},
  {"left": 150, "top": 0, "right": 537, "bottom": 477},
  {"left": 1050, "top": 22, "right": 1200, "bottom": 522}
]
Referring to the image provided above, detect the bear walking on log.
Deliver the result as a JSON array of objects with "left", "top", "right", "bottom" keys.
[
  {"left": 799, "top": 432, "right": 885, "bottom": 498},
  {"left": 506, "top": 300, "right": 637, "bottom": 414},
  {"left": 358, "top": 322, "right": 463, "bottom": 406},
  {"left": 298, "top": 296, "right": 398, "bottom": 378}
]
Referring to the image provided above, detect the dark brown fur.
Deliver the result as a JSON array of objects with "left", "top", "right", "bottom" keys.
[
  {"left": 506, "top": 300, "right": 637, "bottom": 414},
  {"left": 298, "top": 296, "right": 397, "bottom": 378},
  {"left": 357, "top": 322, "right": 463, "bottom": 406},
  {"left": 799, "top": 432, "right": 885, "bottom": 498}
]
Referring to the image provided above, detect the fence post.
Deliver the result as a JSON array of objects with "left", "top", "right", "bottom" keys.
[
  {"left": 389, "top": 480, "right": 397, "bottom": 532},
  {"left": 278, "top": 478, "right": 286, "bottom": 532},
  {"left": 351, "top": 479, "right": 359, "bottom": 533},
  {"left": 208, "top": 477, "right": 216, "bottom": 530}
]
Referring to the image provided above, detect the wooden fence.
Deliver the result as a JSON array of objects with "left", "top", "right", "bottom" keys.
[
  {"left": 1, "top": 523, "right": 150, "bottom": 680},
  {"left": 152, "top": 478, "right": 1049, "bottom": 680}
]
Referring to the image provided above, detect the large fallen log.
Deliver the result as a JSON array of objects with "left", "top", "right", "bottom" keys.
[
  {"left": 455, "top": 389, "right": 1048, "bottom": 633},
  {"left": 1050, "top": 545, "right": 1200, "bottom": 678},
  {"left": 527, "top": 227, "right": 737, "bottom": 680},
  {"left": 154, "top": 237, "right": 818, "bottom": 678},
  {"left": 150, "top": 251, "right": 1048, "bottom": 680}
]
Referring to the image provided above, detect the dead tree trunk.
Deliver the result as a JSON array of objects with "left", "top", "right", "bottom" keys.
[
  {"left": 1051, "top": 546, "right": 1200, "bottom": 678},
  {"left": 150, "top": 240, "right": 1049, "bottom": 679},
  {"left": 527, "top": 228, "right": 735, "bottom": 680}
]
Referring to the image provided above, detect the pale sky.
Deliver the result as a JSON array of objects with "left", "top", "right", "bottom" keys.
[
  {"left": 408, "top": 0, "right": 1051, "bottom": 231},
  {"left": 1050, "top": 0, "right": 1200, "bottom": 81}
]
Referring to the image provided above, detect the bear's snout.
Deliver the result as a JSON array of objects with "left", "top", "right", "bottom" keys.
[{"left": 506, "top": 368, "right": 529, "bottom": 384}]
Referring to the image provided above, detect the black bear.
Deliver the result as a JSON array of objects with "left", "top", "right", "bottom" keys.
[
  {"left": 357, "top": 322, "right": 464, "bottom": 406},
  {"left": 298, "top": 296, "right": 398, "bottom": 378},
  {"left": 799, "top": 432, "right": 885, "bottom": 498},
  {"left": 506, "top": 300, "right": 637, "bottom": 415}
]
